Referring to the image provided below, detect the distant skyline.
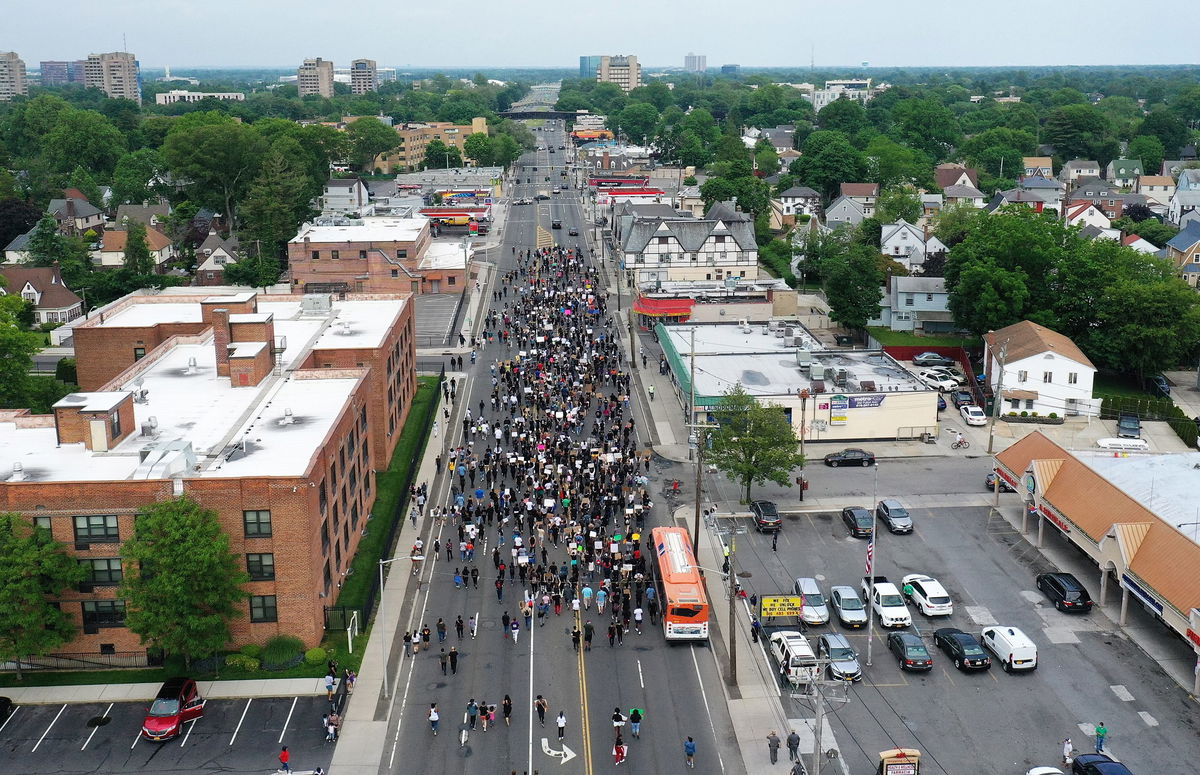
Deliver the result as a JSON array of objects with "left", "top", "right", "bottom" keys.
[{"left": 5, "top": 0, "right": 1198, "bottom": 70}]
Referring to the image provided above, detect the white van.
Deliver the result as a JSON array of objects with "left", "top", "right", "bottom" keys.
[
  {"left": 980, "top": 625, "right": 1038, "bottom": 672},
  {"left": 1096, "top": 437, "right": 1150, "bottom": 452}
]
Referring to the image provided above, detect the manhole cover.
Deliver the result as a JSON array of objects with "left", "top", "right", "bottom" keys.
[{"left": 87, "top": 715, "right": 112, "bottom": 728}]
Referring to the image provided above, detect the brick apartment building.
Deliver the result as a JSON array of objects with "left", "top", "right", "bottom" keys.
[
  {"left": 375, "top": 116, "right": 488, "bottom": 173},
  {"left": 0, "top": 288, "right": 417, "bottom": 655},
  {"left": 287, "top": 217, "right": 468, "bottom": 295}
]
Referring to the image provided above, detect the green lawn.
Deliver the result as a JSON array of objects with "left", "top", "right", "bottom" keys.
[
  {"left": 1093, "top": 372, "right": 1152, "bottom": 399},
  {"left": 867, "top": 327, "right": 979, "bottom": 349}
]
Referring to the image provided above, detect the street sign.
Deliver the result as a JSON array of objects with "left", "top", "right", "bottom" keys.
[{"left": 759, "top": 595, "right": 804, "bottom": 618}]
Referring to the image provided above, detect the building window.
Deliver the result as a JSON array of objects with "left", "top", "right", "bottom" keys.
[
  {"left": 396, "top": 249, "right": 408, "bottom": 259},
  {"left": 247, "top": 553, "right": 276, "bottom": 581},
  {"left": 1008, "top": 399, "right": 1020, "bottom": 410},
  {"left": 133, "top": 347, "right": 146, "bottom": 360},
  {"left": 358, "top": 250, "right": 367, "bottom": 259},
  {"left": 80, "top": 557, "right": 123, "bottom": 585},
  {"left": 1043, "top": 371, "right": 1053, "bottom": 383},
  {"left": 312, "top": 251, "right": 319, "bottom": 260},
  {"left": 1025, "top": 399, "right": 1035, "bottom": 410},
  {"left": 250, "top": 595, "right": 278, "bottom": 623},
  {"left": 657, "top": 236, "right": 668, "bottom": 244},
  {"left": 391, "top": 269, "right": 398, "bottom": 277},
  {"left": 243, "top": 509, "right": 272, "bottom": 538},
  {"left": 926, "top": 294, "right": 933, "bottom": 301},
  {"left": 74, "top": 515, "right": 119, "bottom": 543},
  {"left": 1017, "top": 370, "right": 1028, "bottom": 383},
  {"left": 1068, "top": 372, "right": 1078, "bottom": 384},
  {"left": 34, "top": 515, "right": 51, "bottom": 531},
  {"left": 82, "top": 600, "right": 126, "bottom": 629},
  {"left": 448, "top": 276, "right": 456, "bottom": 286},
  {"left": 331, "top": 250, "right": 340, "bottom": 260},
  {"left": 905, "top": 296, "right": 914, "bottom": 306},
  {"left": 110, "top": 411, "right": 121, "bottom": 439}
]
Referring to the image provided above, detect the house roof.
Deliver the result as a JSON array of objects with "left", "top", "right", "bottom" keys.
[
  {"left": 1108, "top": 159, "right": 1143, "bottom": 177},
  {"left": 893, "top": 275, "right": 945, "bottom": 294},
  {"left": 621, "top": 203, "right": 756, "bottom": 254},
  {"left": 47, "top": 198, "right": 102, "bottom": 219},
  {"left": 0, "top": 264, "right": 83, "bottom": 309},
  {"left": 1019, "top": 176, "right": 1064, "bottom": 190},
  {"left": 1166, "top": 222, "right": 1200, "bottom": 252},
  {"left": 840, "top": 182, "right": 879, "bottom": 198},
  {"left": 1062, "top": 160, "right": 1099, "bottom": 170},
  {"left": 985, "top": 320, "right": 1095, "bottom": 369},
  {"left": 4, "top": 229, "right": 34, "bottom": 253},
  {"left": 1077, "top": 224, "right": 1107, "bottom": 240},
  {"left": 1067, "top": 202, "right": 1104, "bottom": 221},
  {"left": 1138, "top": 175, "right": 1174, "bottom": 187},
  {"left": 880, "top": 219, "right": 922, "bottom": 243},
  {"left": 115, "top": 201, "right": 172, "bottom": 226},
  {"left": 933, "top": 165, "right": 979, "bottom": 189},
  {"left": 1023, "top": 156, "right": 1053, "bottom": 170},
  {"left": 198, "top": 229, "right": 239, "bottom": 256},
  {"left": 826, "top": 195, "right": 866, "bottom": 218},
  {"left": 942, "top": 184, "right": 984, "bottom": 199},
  {"left": 778, "top": 186, "right": 820, "bottom": 199},
  {"left": 100, "top": 226, "right": 173, "bottom": 253},
  {"left": 326, "top": 177, "right": 365, "bottom": 189}
]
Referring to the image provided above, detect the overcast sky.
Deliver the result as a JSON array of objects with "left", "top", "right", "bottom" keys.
[{"left": 7, "top": 0, "right": 1198, "bottom": 69}]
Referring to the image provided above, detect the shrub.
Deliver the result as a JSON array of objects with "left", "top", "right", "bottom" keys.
[
  {"left": 305, "top": 647, "right": 330, "bottom": 665},
  {"left": 1007, "top": 411, "right": 1017, "bottom": 416},
  {"left": 1048, "top": 412, "right": 1058, "bottom": 419},
  {"left": 1031, "top": 411, "right": 1039, "bottom": 417},
  {"left": 1020, "top": 411, "right": 1028, "bottom": 417},
  {"left": 225, "top": 654, "right": 260, "bottom": 671},
  {"left": 262, "top": 635, "right": 305, "bottom": 665},
  {"left": 240, "top": 643, "right": 262, "bottom": 658},
  {"left": 55, "top": 357, "right": 77, "bottom": 384}
]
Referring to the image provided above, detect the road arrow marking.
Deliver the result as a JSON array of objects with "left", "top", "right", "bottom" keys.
[{"left": 541, "top": 737, "right": 577, "bottom": 765}]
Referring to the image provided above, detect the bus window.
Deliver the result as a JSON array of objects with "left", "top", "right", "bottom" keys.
[{"left": 670, "top": 605, "right": 704, "bottom": 618}]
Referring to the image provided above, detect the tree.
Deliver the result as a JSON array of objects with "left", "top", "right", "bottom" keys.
[
  {"left": 423, "top": 138, "right": 458, "bottom": 169},
  {"left": 706, "top": 384, "right": 805, "bottom": 503},
  {"left": 111, "top": 149, "right": 166, "bottom": 205},
  {"left": 0, "top": 513, "right": 87, "bottom": 680},
  {"left": 791, "top": 131, "right": 865, "bottom": 201},
  {"left": 121, "top": 221, "right": 155, "bottom": 277},
  {"left": 822, "top": 243, "right": 884, "bottom": 330},
  {"left": 67, "top": 166, "right": 103, "bottom": 208},
  {"left": 0, "top": 295, "right": 39, "bottom": 407},
  {"left": 816, "top": 98, "right": 869, "bottom": 136},
  {"left": 947, "top": 260, "right": 1032, "bottom": 336},
  {"left": 1127, "top": 135, "right": 1165, "bottom": 178},
  {"left": 875, "top": 188, "right": 922, "bottom": 224},
  {"left": 345, "top": 117, "right": 399, "bottom": 171},
  {"left": 238, "top": 150, "right": 310, "bottom": 267},
  {"left": 614, "top": 103, "right": 660, "bottom": 144},
  {"left": 1089, "top": 279, "right": 1200, "bottom": 377},
  {"left": 40, "top": 108, "right": 128, "bottom": 176},
  {"left": 0, "top": 199, "right": 43, "bottom": 252},
  {"left": 864, "top": 135, "right": 930, "bottom": 189},
  {"left": 119, "top": 496, "right": 249, "bottom": 666},
  {"left": 491, "top": 134, "right": 522, "bottom": 168},
  {"left": 223, "top": 248, "right": 281, "bottom": 291},
  {"left": 26, "top": 214, "right": 67, "bottom": 267},
  {"left": 1137, "top": 111, "right": 1189, "bottom": 156},
  {"left": 463, "top": 132, "right": 494, "bottom": 166},
  {"left": 933, "top": 202, "right": 985, "bottom": 248},
  {"left": 1043, "top": 105, "right": 1118, "bottom": 166},
  {"left": 1119, "top": 203, "right": 1156, "bottom": 223},
  {"left": 162, "top": 122, "right": 268, "bottom": 228},
  {"left": 890, "top": 98, "right": 961, "bottom": 162}
]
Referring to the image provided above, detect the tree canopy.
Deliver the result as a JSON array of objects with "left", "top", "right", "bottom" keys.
[{"left": 706, "top": 383, "right": 806, "bottom": 503}]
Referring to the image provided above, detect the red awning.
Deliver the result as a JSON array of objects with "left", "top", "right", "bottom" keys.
[{"left": 633, "top": 297, "right": 694, "bottom": 317}]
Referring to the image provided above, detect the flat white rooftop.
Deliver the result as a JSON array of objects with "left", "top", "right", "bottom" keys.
[
  {"left": 1079, "top": 451, "right": 1200, "bottom": 544},
  {"left": 291, "top": 217, "right": 426, "bottom": 244},
  {"left": 419, "top": 241, "right": 469, "bottom": 270}
]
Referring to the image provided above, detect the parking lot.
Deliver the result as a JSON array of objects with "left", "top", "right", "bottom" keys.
[
  {"left": 0, "top": 695, "right": 333, "bottom": 774},
  {"left": 412, "top": 292, "right": 463, "bottom": 348},
  {"left": 720, "top": 498, "right": 1200, "bottom": 775}
]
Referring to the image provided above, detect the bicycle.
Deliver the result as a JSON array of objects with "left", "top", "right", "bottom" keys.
[{"left": 951, "top": 438, "right": 970, "bottom": 450}]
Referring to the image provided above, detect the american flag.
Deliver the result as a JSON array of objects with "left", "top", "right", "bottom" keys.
[{"left": 864, "top": 536, "right": 875, "bottom": 574}]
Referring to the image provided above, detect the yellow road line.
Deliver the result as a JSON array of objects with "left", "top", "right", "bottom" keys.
[{"left": 576, "top": 606, "right": 592, "bottom": 775}]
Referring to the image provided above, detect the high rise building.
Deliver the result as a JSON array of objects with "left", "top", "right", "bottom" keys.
[
  {"left": 298, "top": 57, "right": 335, "bottom": 98},
  {"left": 0, "top": 52, "right": 28, "bottom": 100},
  {"left": 350, "top": 59, "right": 378, "bottom": 95},
  {"left": 720, "top": 64, "right": 741, "bottom": 75},
  {"left": 597, "top": 55, "right": 641, "bottom": 93},
  {"left": 84, "top": 52, "right": 142, "bottom": 104},
  {"left": 579, "top": 55, "right": 603, "bottom": 80},
  {"left": 39, "top": 60, "right": 88, "bottom": 86},
  {"left": 684, "top": 53, "right": 707, "bottom": 73}
]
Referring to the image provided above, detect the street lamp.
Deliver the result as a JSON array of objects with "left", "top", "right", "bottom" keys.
[
  {"left": 378, "top": 553, "right": 419, "bottom": 697},
  {"left": 865, "top": 462, "right": 880, "bottom": 667},
  {"left": 797, "top": 388, "right": 810, "bottom": 501},
  {"left": 686, "top": 559, "right": 751, "bottom": 688}
]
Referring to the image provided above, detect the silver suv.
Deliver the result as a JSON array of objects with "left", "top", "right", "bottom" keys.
[
  {"left": 817, "top": 633, "right": 862, "bottom": 681},
  {"left": 875, "top": 499, "right": 913, "bottom": 534}
]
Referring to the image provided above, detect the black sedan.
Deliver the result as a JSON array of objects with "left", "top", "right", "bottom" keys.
[
  {"left": 933, "top": 627, "right": 991, "bottom": 671},
  {"left": 985, "top": 472, "right": 1017, "bottom": 493},
  {"left": 824, "top": 448, "right": 875, "bottom": 467},
  {"left": 887, "top": 632, "right": 933, "bottom": 671},
  {"left": 950, "top": 390, "right": 974, "bottom": 408},
  {"left": 1072, "top": 753, "right": 1133, "bottom": 775},
  {"left": 568, "top": 228, "right": 579, "bottom": 236},
  {"left": 841, "top": 507, "right": 873, "bottom": 538}
]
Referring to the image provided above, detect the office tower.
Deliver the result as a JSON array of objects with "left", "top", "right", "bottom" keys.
[
  {"left": 684, "top": 53, "right": 707, "bottom": 73},
  {"left": 298, "top": 57, "right": 335, "bottom": 98},
  {"left": 0, "top": 52, "right": 28, "bottom": 100},
  {"left": 579, "top": 55, "right": 603, "bottom": 80},
  {"left": 84, "top": 52, "right": 141, "bottom": 104},
  {"left": 351, "top": 59, "right": 378, "bottom": 95},
  {"left": 597, "top": 55, "right": 641, "bottom": 92}
]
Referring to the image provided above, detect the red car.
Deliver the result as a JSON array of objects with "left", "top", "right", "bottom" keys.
[{"left": 142, "top": 677, "right": 205, "bottom": 740}]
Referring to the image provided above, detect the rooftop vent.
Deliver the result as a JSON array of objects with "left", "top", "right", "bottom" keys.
[
  {"left": 279, "top": 407, "right": 295, "bottom": 426},
  {"left": 186, "top": 357, "right": 198, "bottom": 375},
  {"left": 10, "top": 462, "right": 26, "bottom": 482}
]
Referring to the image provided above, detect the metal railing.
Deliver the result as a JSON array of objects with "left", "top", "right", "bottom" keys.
[{"left": 2, "top": 650, "right": 164, "bottom": 672}]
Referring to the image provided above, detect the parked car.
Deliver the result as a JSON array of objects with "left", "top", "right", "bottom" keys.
[
  {"left": 829, "top": 585, "right": 868, "bottom": 628},
  {"left": 1026, "top": 769, "right": 1065, "bottom": 775},
  {"left": 1071, "top": 753, "right": 1133, "bottom": 775},
  {"left": 980, "top": 625, "right": 1038, "bottom": 672},
  {"left": 769, "top": 631, "right": 818, "bottom": 686},
  {"left": 875, "top": 499, "right": 913, "bottom": 534},
  {"left": 824, "top": 448, "right": 875, "bottom": 467},
  {"left": 960, "top": 405, "right": 988, "bottom": 426},
  {"left": 1036, "top": 572, "right": 1094, "bottom": 613},
  {"left": 0, "top": 696, "right": 11, "bottom": 723},
  {"left": 887, "top": 631, "right": 933, "bottom": 671},
  {"left": 918, "top": 369, "right": 958, "bottom": 391},
  {"left": 901, "top": 574, "right": 954, "bottom": 616},
  {"left": 817, "top": 633, "right": 862, "bottom": 681},
  {"left": 1149, "top": 374, "right": 1171, "bottom": 398},
  {"left": 937, "top": 394, "right": 946, "bottom": 411},
  {"left": 933, "top": 627, "right": 991, "bottom": 671},
  {"left": 913, "top": 352, "right": 956, "bottom": 367},
  {"left": 750, "top": 500, "right": 782, "bottom": 533},
  {"left": 1116, "top": 412, "right": 1141, "bottom": 439},
  {"left": 950, "top": 390, "right": 974, "bottom": 408},
  {"left": 861, "top": 576, "right": 912, "bottom": 628},
  {"left": 940, "top": 365, "right": 969, "bottom": 384},
  {"left": 142, "top": 677, "right": 205, "bottom": 741},
  {"left": 985, "top": 472, "right": 1017, "bottom": 493},
  {"left": 841, "top": 506, "right": 874, "bottom": 538},
  {"left": 793, "top": 577, "right": 830, "bottom": 625}
]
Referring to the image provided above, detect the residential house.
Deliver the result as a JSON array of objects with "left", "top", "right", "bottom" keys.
[
  {"left": 869, "top": 276, "right": 957, "bottom": 333},
  {"left": 321, "top": 178, "right": 373, "bottom": 216},
  {"left": 779, "top": 148, "right": 801, "bottom": 166},
  {"left": 776, "top": 186, "right": 822, "bottom": 217},
  {"left": 95, "top": 226, "right": 175, "bottom": 270},
  {"left": 0, "top": 264, "right": 83, "bottom": 324},
  {"left": 1136, "top": 175, "right": 1176, "bottom": 208},
  {"left": 1018, "top": 176, "right": 1066, "bottom": 210},
  {"left": 114, "top": 200, "right": 172, "bottom": 229},
  {"left": 880, "top": 220, "right": 947, "bottom": 272},
  {"left": 983, "top": 320, "right": 1100, "bottom": 418},
  {"left": 933, "top": 163, "right": 979, "bottom": 189},
  {"left": 1121, "top": 234, "right": 1160, "bottom": 254},
  {"left": 1059, "top": 160, "right": 1100, "bottom": 184},
  {"left": 1162, "top": 160, "right": 1191, "bottom": 178},
  {"left": 1065, "top": 202, "right": 1112, "bottom": 231},
  {"left": 942, "top": 184, "right": 986, "bottom": 209},
  {"left": 840, "top": 183, "right": 878, "bottom": 216},
  {"left": 1023, "top": 156, "right": 1054, "bottom": 178},
  {"left": 825, "top": 196, "right": 867, "bottom": 228},
  {"left": 1070, "top": 177, "right": 1146, "bottom": 220},
  {"left": 3, "top": 229, "right": 34, "bottom": 262},
  {"left": 1166, "top": 223, "right": 1200, "bottom": 287},
  {"left": 1106, "top": 159, "right": 1143, "bottom": 189},
  {"left": 986, "top": 189, "right": 1051, "bottom": 214},
  {"left": 676, "top": 185, "right": 705, "bottom": 218},
  {"left": 1178, "top": 169, "right": 1200, "bottom": 192},
  {"left": 195, "top": 230, "right": 241, "bottom": 286},
  {"left": 760, "top": 125, "right": 796, "bottom": 154},
  {"left": 1168, "top": 190, "right": 1200, "bottom": 228},
  {"left": 47, "top": 197, "right": 104, "bottom": 237},
  {"left": 920, "top": 193, "right": 943, "bottom": 219},
  {"left": 617, "top": 201, "right": 760, "bottom": 285}
]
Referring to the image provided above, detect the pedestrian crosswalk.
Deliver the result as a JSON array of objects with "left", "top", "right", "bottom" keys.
[{"left": 535, "top": 225, "right": 555, "bottom": 249}]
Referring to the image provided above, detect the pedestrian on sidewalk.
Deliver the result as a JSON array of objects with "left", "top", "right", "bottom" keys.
[
  {"left": 611, "top": 707, "right": 626, "bottom": 738},
  {"left": 583, "top": 621, "right": 594, "bottom": 651},
  {"left": 1062, "top": 738, "right": 1074, "bottom": 766},
  {"left": 502, "top": 611, "right": 511, "bottom": 638},
  {"left": 1094, "top": 722, "right": 1107, "bottom": 753},
  {"left": 449, "top": 647, "right": 459, "bottom": 674},
  {"left": 403, "top": 631, "right": 412, "bottom": 657},
  {"left": 411, "top": 631, "right": 421, "bottom": 655},
  {"left": 772, "top": 531, "right": 779, "bottom": 552},
  {"left": 437, "top": 618, "right": 447, "bottom": 642},
  {"left": 613, "top": 734, "right": 627, "bottom": 765},
  {"left": 648, "top": 385, "right": 655, "bottom": 401},
  {"left": 572, "top": 627, "right": 581, "bottom": 651},
  {"left": 790, "top": 761, "right": 807, "bottom": 775},
  {"left": 787, "top": 729, "right": 800, "bottom": 761},
  {"left": 767, "top": 730, "right": 782, "bottom": 764},
  {"left": 469, "top": 615, "right": 477, "bottom": 638},
  {"left": 503, "top": 695, "right": 513, "bottom": 726},
  {"left": 324, "top": 673, "right": 335, "bottom": 701},
  {"left": 279, "top": 745, "right": 291, "bottom": 772},
  {"left": 511, "top": 619, "right": 521, "bottom": 643},
  {"left": 467, "top": 699, "right": 479, "bottom": 730},
  {"left": 456, "top": 615, "right": 465, "bottom": 639},
  {"left": 683, "top": 737, "right": 696, "bottom": 768}
]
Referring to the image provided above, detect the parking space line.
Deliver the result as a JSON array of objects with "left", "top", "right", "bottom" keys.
[
  {"left": 804, "top": 514, "right": 828, "bottom": 545},
  {"left": 31, "top": 704, "right": 66, "bottom": 752},
  {"left": 81, "top": 703, "right": 114, "bottom": 750},
  {"left": 941, "top": 667, "right": 956, "bottom": 686},
  {"left": 229, "top": 698, "right": 253, "bottom": 746},
  {"left": 130, "top": 726, "right": 143, "bottom": 749},
  {"left": 0, "top": 705, "right": 18, "bottom": 734},
  {"left": 180, "top": 716, "right": 198, "bottom": 747},
  {"left": 279, "top": 697, "right": 298, "bottom": 744}
]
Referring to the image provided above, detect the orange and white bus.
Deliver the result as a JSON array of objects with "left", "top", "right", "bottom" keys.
[{"left": 650, "top": 526, "right": 710, "bottom": 641}]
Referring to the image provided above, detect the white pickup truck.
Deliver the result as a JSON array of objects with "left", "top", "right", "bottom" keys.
[{"left": 861, "top": 575, "right": 912, "bottom": 628}]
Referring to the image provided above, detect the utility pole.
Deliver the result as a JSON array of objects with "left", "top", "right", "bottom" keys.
[
  {"left": 797, "top": 389, "right": 809, "bottom": 501},
  {"left": 812, "top": 681, "right": 826, "bottom": 775},
  {"left": 986, "top": 338, "right": 1009, "bottom": 454},
  {"left": 688, "top": 328, "right": 719, "bottom": 558},
  {"left": 865, "top": 463, "right": 879, "bottom": 667},
  {"left": 727, "top": 539, "right": 739, "bottom": 687}
]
